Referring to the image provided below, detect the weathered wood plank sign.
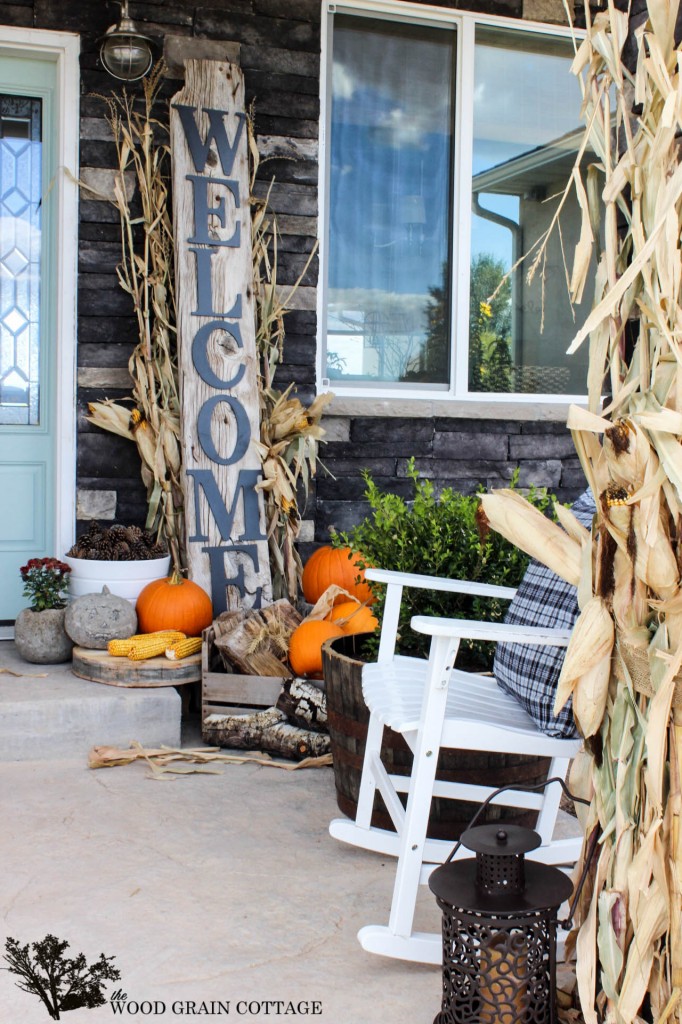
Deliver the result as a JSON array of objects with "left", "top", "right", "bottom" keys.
[{"left": 171, "top": 60, "right": 272, "bottom": 614}]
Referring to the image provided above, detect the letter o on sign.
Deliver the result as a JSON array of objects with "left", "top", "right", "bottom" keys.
[{"left": 197, "top": 395, "right": 251, "bottom": 466}]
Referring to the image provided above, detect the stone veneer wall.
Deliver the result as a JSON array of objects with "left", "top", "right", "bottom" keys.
[
  {"left": 1, "top": 0, "right": 585, "bottom": 552},
  {"left": 308, "top": 416, "right": 586, "bottom": 559}
]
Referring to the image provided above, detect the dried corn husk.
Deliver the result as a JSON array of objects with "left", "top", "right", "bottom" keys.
[
  {"left": 86, "top": 67, "right": 184, "bottom": 573},
  {"left": 479, "top": 491, "right": 583, "bottom": 584},
  {"left": 554, "top": 501, "right": 593, "bottom": 543},
  {"left": 554, "top": 596, "right": 614, "bottom": 721},
  {"left": 573, "top": 652, "right": 613, "bottom": 736},
  {"left": 488, "top": 2, "right": 682, "bottom": 1020},
  {"left": 248, "top": 116, "right": 332, "bottom": 602},
  {"left": 603, "top": 418, "right": 653, "bottom": 491}
]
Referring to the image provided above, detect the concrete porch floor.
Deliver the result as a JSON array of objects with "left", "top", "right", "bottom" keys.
[{"left": 0, "top": 641, "right": 581, "bottom": 1023}]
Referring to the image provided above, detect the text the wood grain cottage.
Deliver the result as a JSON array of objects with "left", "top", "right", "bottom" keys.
[{"left": 171, "top": 60, "right": 272, "bottom": 614}]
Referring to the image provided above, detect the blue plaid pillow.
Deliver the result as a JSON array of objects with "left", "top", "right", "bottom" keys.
[{"left": 493, "top": 490, "right": 596, "bottom": 738}]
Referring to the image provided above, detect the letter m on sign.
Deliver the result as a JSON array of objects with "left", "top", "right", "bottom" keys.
[{"left": 186, "top": 469, "right": 266, "bottom": 543}]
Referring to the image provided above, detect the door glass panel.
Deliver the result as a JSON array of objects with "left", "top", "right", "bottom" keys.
[
  {"left": 0, "top": 95, "right": 42, "bottom": 424},
  {"left": 325, "top": 16, "right": 455, "bottom": 386}
]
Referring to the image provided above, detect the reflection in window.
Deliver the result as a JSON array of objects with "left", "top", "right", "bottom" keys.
[
  {"left": 325, "top": 16, "right": 455, "bottom": 386},
  {"left": 323, "top": 10, "right": 593, "bottom": 398},
  {"left": 469, "top": 29, "right": 590, "bottom": 395},
  {"left": 0, "top": 95, "right": 42, "bottom": 425}
]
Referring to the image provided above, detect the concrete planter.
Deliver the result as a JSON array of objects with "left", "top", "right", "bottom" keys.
[
  {"left": 64, "top": 555, "right": 171, "bottom": 604},
  {"left": 14, "top": 608, "right": 74, "bottom": 664}
]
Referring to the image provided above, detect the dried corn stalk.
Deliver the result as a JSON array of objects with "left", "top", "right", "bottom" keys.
[
  {"left": 85, "top": 84, "right": 332, "bottom": 597},
  {"left": 481, "top": 3, "right": 682, "bottom": 1020},
  {"left": 248, "top": 116, "right": 333, "bottom": 602},
  {"left": 86, "top": 66, "right": 184, "bottom": 573}
]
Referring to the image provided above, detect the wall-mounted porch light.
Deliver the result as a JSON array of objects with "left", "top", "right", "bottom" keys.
[{"left": 100, "top": 0, "right": 154, "bottom": 82}]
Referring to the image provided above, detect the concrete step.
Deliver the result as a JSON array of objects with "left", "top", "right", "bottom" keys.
[{"left": 0, "top": 641, "right": 181, "bottom": 761}]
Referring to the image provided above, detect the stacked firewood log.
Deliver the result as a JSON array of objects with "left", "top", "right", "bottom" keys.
[{"left": 202, "top": 599, "right": 331, "bottom": 761}]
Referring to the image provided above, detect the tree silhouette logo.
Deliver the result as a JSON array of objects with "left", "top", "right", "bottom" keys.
[{"left": 3, "top": 934, "right": 120, "bottom": 1019}]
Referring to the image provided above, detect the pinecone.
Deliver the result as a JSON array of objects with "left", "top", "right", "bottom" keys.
[
  {"left": 68, "top": 523, "right": 103, "bottom": 557},
  {"left": 112, "top": 541, "right": 132, "bottom": 560},
  {"left": 93, "top": 537, "right": 116, "bottom": 559},
  {"left": 129, "top": 539, "right": 148, "bottom": 559},
  {"left": 68, "top": 522, "right": 168, "bottom": 561}
]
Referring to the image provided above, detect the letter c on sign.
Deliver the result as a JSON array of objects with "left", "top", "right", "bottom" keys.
[
  {"left": 191, "top": 320, "right": 245, "bottom": 390},
  {"left": 197, "top": 395, "right": 250, "bottom": 466}
]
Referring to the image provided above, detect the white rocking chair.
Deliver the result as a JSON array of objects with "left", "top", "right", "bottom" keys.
[{"left": 329, "top": 567, "right": 583, "bottom": 965}]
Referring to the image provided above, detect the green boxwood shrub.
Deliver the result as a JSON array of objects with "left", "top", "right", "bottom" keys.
[{"left": 335, "top": 459, "right": 555, "bottom": 668}]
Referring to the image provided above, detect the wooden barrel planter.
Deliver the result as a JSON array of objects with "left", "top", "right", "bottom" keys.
[{"left": 322, "top": 633, "right": 550, "bottom": 841}]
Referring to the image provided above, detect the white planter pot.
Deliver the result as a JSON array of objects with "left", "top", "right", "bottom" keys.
[{"left": 64, "top": 555, "right": 171, "bottom": 604}]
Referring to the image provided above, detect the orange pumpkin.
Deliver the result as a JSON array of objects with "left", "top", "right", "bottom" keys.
[
  {"left": 302, "top": 545, "right": 373, "bottom": 605},
  {"left": 136, "top": 572, "right": 213, "bottom": 636},
  {"left": 328, "top": 600, "right": 379, "bottom": 635},
  {"left": 288, "top": 619, "right": 345, "bottom": 677}
]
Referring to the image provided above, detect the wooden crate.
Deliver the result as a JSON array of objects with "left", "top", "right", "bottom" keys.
[{"left": 201, "top": 625, "right": 288, "bottom": 720}]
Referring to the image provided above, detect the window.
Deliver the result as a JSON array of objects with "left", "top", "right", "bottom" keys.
[{"left": 320, "top": 2, "right": 591, "bottom": 400}]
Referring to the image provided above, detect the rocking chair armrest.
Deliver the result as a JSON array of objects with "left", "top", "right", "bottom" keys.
[
  {"left": 410, "top": 614, "right": 572, "bottom": 647},
  {"left": 365, "top": 567, "right": 517, "bottom": 601}
]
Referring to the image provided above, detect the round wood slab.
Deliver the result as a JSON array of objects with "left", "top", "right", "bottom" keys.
[{"left": 71, "top": 647, "right": 201, "bottom": 687}]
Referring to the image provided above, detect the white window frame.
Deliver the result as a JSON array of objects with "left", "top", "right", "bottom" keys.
[
  {"left": 0, "top": 26, "right": 80, "bottom": 554},
  {"left": 317, "top": 0, "right": 586, "bottom": 412}
]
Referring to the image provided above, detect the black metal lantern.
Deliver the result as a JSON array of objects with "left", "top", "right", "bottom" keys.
[{"left": 429, "top": 822, "right": 574, "bottom": 1024}]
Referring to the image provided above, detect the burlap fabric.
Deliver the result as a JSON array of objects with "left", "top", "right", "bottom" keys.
[{"left": 617, "top": 640, "right": 682, "bottom": 709}]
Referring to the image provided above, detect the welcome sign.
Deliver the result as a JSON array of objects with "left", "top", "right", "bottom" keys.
[{"left": 170, "top": 60, "right": 272, "bottom": 615}]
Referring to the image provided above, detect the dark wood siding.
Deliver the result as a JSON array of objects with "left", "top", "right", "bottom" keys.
[{"left": 0, "top": 0, "right": 585, "bottom": 547}]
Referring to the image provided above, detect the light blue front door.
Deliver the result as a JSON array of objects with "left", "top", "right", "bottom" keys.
[{"left": 0, "top": 54, "right": 59, "bottom": 621}]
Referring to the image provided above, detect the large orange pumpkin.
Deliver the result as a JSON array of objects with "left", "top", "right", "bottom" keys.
[
  {"left": 301, "top": 545, "right": 373, "bottom": 605},
  {"left": 136, "top": 572, "right": 213, "bottom": 636},
  {"left": 288, "top": 619, "right": 345, "bottom": 677},
  {"left": 328, "top": 600, "right": 379, "bottom": 635}
]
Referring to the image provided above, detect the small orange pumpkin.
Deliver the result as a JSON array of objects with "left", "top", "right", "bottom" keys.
[
  {"left": 328, "top": 600, "right": 379, "bottom": 636},
  {"left": 302, "top": 545, "right": 373, "bottom": 605},
  {"left": 136, "top": 572, "right": 213, "bottom": 636},
  {"left": 288, "top": 619, "right": 345, "bottom": 677}
]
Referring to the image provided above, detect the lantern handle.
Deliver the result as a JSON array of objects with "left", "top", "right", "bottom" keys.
[
  {"left": 443, "top": 776, "right": 598, "bottom": 931},
  {"left": 444, "top": 776, "right": 590, "bottom": 864}
]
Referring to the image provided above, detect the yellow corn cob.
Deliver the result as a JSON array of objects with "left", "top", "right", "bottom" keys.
[
  {"left": 165, "top": 637, "right": 202, "bottom": 661},
  {"left": 107, "top": 631, "right": 186, "bottom": 657},
  {"left": 128, "top": 634, "right": 187, "bottom": 661},
  {"left": 108, "top": 639, "right": 136, "bottom": 657}
]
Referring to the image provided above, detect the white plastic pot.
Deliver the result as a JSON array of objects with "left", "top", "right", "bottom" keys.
[{"left": 64, "top": 555, "right": 171, "bottom": 604}]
